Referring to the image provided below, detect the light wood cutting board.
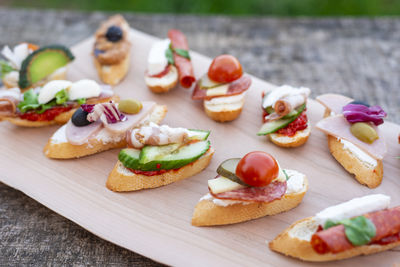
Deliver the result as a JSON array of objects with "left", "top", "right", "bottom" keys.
[{"left": 1, "top": 29, "right": 399, "bottom": 267}]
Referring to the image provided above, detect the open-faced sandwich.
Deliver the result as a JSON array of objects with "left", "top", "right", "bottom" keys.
[
  {"left": 1, "top": 43, "right": 74, "bottom": 90},
  {"left": 192, "top": 55, "right": 251, "bottom": 122},
  {"left": 145, "top": 29, "right": 195, "bottom": 93},
  {"left": 93, "top": 15, "right": 131, "bottom": 85},
  {"left": 257, "top": 85, "right": 311, "bottom": 147},
  {"left": 192, "top": 151, "right": 308, "bottom": 226},
  {"left": 107, "top": 123, "right": 213, "bottom": 192},
  {"left": 269, "top": 194, "right": 400, "bottom": 262},
  {"left": 0, "top": 79, "right": 116, "bottom": 127},
  {"left": 44, "top": 99, "right": 167, "bottom": 159},
  {"left": 316, "top": 94, "right": 387, "bottom": 188}
]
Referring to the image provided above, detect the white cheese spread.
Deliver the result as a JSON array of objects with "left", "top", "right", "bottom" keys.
[
  {"left": 147, "top": 39, "right": 170, "bottom": 76},
  {"left": 285, "top": 169, "right": 306, "bottom": 194},
  {"left": 339, "top": 138, "right": 377, "bottom": 168},
  {"left": 315, "top": 194, "right": 390, "bottom": 226},
  {"left": 145, "top": 65, "right": 178, "bottom": 87},
  {"left": 204, "top": 92, "right": 246, "bottom": 112}
]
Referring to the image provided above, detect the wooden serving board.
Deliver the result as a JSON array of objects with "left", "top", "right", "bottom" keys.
[{"left": 1, "top": 29, "right": 400, "bottom": 267}]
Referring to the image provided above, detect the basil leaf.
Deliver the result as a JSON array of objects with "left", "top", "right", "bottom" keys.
[
  {"left": 174, "top": 48, "right": 191, "bottom": 59},
  {"left": 341, "top": 216, "right": 376, "bottom": 246},
  {"left": 76, "top": 98, "right": 86, "bottom": 105},
  {"left": 55, "top": 89, "right": 69, "bottom": 105},
  {"left": 324, "top": 219, "right": 338, "bottom": 229},
  {"left": 165, "top": 47, "right": 174, "bottom": 65},
  {"left": 282, "top": 169, "right": 289, "bottom": 181},
  {"left": 0, "top": 60, "right": 15, "bottom": 79}
]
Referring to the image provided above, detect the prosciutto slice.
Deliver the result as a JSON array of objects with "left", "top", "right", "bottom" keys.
[
  {"left": 0, "top": 88, "right": 21, "bottom": 117},
  {"left": 192, "top": 75, "right": 251, "bottom": 100},
  {"left": 316, "top": 94, "right": 353, "bottom": 115},
  {"left": 65, "top": 120, "right": 102, "bottom": 145},
  {"left": 316, "top": 115, "right": 387, "bottom": 160},
  {"left": 168, "top": 29, "right": 195, "bottom": 88},
  {"left": 210, "top": 180, "right": 287, "bottom": 203},
  {"left": 104, "top": 101, "right": 156, "bottom": 133},
  {"left": 311, "top": 207, "right": 400, "bottom": 254}
]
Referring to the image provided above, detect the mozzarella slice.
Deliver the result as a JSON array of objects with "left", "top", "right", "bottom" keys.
[
  {"left": 205, "top": 84, "right": 229, "bottom": 97},
  {"left": 315, "top": 194, "right": 390, "bottom": 226},
  {"left": 38, "top": 80, "right": 72, "bottom": 104},
  {"left": 147, "top": 39, "right": 170, "bottom": 76},
  {"left": 68, "top": 79, "right": 101, "bottom": 101}
]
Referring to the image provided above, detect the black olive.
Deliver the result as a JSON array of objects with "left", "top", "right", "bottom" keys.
[
  {"left": 71, "top": 108, "right": 92, "bottom": 127},
  {"left": 349, "top": 100, "right": 370, "bottom": 107},
  {"left": 106, "top": 26, "right": 123, "bottom": 42}
]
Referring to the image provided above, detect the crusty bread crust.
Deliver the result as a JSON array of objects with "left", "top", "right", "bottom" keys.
[
  {"left": 327, "top": 135, "right": 383, "bottom": 188},
  {"left": 44, "top": 105, "right": 167, "bottom": 159},
  {"left": 191, "top": 176, "right": 308, "bottom": 226},
  {"left": 93, "top": 51, "right": 130, "bottom": 85},
  {"left": 145, "top": 66, "right": 178, "bottom": 93},
  {"left": 106, "top": 148, "right": 214, "bottom": 192},
  {"left": 3, "top": 66, "right": 67, "bottom": 91},
  {"left": 269, "top": 217, "right": 400, "bottom": 262},
  {"left": 269, "top": 125, "right": 311, "bottom": 148},
  {"left": 203, "top": 101, "right": 244, "bottom": 122},
  {"left": 0, "top": 95, "right": 118, "bottom": 127}
]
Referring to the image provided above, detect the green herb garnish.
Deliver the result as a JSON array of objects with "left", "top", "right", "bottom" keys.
[
  {"left": 324, "top": 215, "right": 376, "bottom": 246},
  {"left": 165, "top": 44, "right": 191, "bottom": 66},
  {"left": 76, "top": 98, "right": 86, "bottom": 105},
  {"left": 55, "top": 89, "right": 69, "bottom": 105},
  {"left": 0, "top": 60, "right": 15, "bottom": 79},
  {"left": 174, "top": 48, "right": 191, "bottom": 59},
  {"left": 165, "top": 46, "right": 175, "bottom": 65},
  {"left": 282, "top": 169, "right": 289, "bottom": 180}
]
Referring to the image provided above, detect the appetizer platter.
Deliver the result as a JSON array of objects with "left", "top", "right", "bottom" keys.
[{"left": 0, "top": 27, "right": 399, "bottom": 266}]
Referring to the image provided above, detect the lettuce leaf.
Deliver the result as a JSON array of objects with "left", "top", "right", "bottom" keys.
[{"left": 0, "top": 60, "right": 15, "bottom": 79}]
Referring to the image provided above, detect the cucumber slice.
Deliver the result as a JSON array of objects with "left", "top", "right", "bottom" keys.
[
  {"left": 199, "top": 74, "right": 225, "bottom": 89},
  {"left": 120, "top": 141, "right": 210, "bottom": 171},
  {"left": 257, "top": 104, "right": 306, "bottom": 136},
  {"left": 139, "top": 143, "right": 180, "bottom": 164},
  {"left": 188, "top": 129, "right": 210, "bottom": 141},
  {"left": 216, "top": 158, "right": 247, "bottom": 186}
]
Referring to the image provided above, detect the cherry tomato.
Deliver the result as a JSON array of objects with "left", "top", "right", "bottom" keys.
[
  {"left": 235, "top": 151, "right": 279, "bottom": 187},
  {"left": 208, "top": 54, "right": 243, "bottom": 83}
]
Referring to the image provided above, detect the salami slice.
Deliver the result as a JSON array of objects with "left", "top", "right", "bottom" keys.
[
  {"left": 310, "top": 206, "right": 400, "bottom": 254},
  {"left": 210, "top": 180, "right": 287, "bottom": 202},
  {"left": 192, "top": 75, "right": 252, "bottom": 100},
  {"left": 168, "top": 29, "right": 195, "bottom": 88}
]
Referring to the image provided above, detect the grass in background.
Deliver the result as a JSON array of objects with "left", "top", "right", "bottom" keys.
[{"left": 4, "top": 0, "right": 400, "bottom": 16}]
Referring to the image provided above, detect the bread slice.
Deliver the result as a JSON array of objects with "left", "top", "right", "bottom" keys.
[
  {"left": 203, "top": 99, "right": 244, "bottom": 122},
  {"left": 327, "top": 135, "right": 383, "bottom": 188},
  {"left": 44, "top": 105, "right": 167, "bottom": 159},
  {"left": 145, "top": 65, "right": 178, "bottom": 93},
  {"left": 106, "top": 148, "right": 214, "bottom": 192},
  {"left": 3, "top": 66, "right": 67, "bottom": 91},
  {"left": 93, "top": 51, "right": 130, "bottom": 85},
  {"left": 269, "top": 217, "right": 400, "bottom": 262},
  {"left": 1, "top": 95, "right": 119, "bottom": 127},
  {"left": 269, "top": 125, "right": 311, "bottom": 148},
  {"left": 191, "top": 176, "right": 308, "bottom": 226}
]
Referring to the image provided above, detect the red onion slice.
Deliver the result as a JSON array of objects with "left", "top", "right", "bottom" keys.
[
  {"left": 342, "top": 104, "right": 386, "bottom": 126},
  {"left": 83, "top": 101, "right": 126, "bottom": 124}
]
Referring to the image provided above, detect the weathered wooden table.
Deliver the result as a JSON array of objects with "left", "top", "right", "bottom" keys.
[{"left": 1, "top": 8, "right": 399, "bottom": 266}]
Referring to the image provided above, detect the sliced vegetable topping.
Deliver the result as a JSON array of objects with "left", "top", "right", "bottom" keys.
[
  {"left": 0, "top": 60, "right": 15, "bottom": 78},
  {"left": 83, "top": 102, "right": 126, "bottom": 124},
  {"left": 71, "top": 108, "right": 92, "bottom": 127},
  {"left": 118, "top": 99, "right": 143, "bottom": 114},
  {"left": 350, "top": 122, "right": 379, "bottom": 144},
  {"left": 342, "top": 104, "right": 386, "bottom": 126},
  {"left": 208, "top": 55, "right": 242, "bottom": 83},
  {"left": 17, "top": 89, "right": 69, "bottom": 114}
]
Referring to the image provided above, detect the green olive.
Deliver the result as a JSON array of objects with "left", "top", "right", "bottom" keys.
[
  {"left": 118, "top": 99, "right": 143, "bottom": 114},
  {"left": 350, "top": 122, "right": 379, "bottom": 144}
]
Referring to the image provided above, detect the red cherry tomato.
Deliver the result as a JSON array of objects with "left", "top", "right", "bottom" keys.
[
  {"left": 235, "top": 151, "right": 279, "bottom": 187},
  {"left": 208, "top": 54, "right": 243, "bottom": 83}
]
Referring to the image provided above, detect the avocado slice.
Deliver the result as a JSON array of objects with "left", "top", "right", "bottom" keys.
[{"left": 19, "top": 45, "right": 75, "bottom": 89}]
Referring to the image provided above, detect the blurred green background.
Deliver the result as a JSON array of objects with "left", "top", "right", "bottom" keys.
[{"left": 3, "top": 0, "right": 400, "bottom": 16}]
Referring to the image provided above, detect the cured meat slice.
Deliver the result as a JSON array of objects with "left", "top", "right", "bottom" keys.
[
  {"left": 192, "top": 75, "right": 251, "bottom": 100},
  {"left": 66, "top": 120, "right": 103, "bottom": 145},
  {"left": 168, "top": 29, "right": 195, "bottom": 88},
  {"left": 315, "top": 114, "right": 387, "bottom": 160},
  {"left": 311, "top": 207, "right": 400, "bottom": 254},
  {"left": 210, "top": 180, "right": 287, "bottom": 202},
  {"left": 316, "top": 94, "right": 353, "bottom": 115}
]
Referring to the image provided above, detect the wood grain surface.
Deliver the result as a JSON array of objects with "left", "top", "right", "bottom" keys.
[{"left": 1, "top": 28, "right": 399, "bottom": 266}]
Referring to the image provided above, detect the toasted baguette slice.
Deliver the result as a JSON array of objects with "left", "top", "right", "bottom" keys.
[
  {"left": 191, "top": 175, "right": 308, "bottom": 226},
  {"left": 1, "top": 95, "right": 119, "bottom": 127},
  {"left": 269, "top": 125, "right": 311, "bottom": 148},
  {"left": 93, "top": 51, "right": 130, "bottom": 85},
  {"left": 327, "top": 135, "right": 383, "bottom": 188},
  {"left": 269, "top": 217, "right": 400, "bottom": 262},
  {"left": 106, "top": 148, "right": 214, "bottom": 192},
  {"left": 44, "top": 105, "right": 167, "bottom": 159},
  {"left": 3, "top": 66, "right": 67, "bottom": 91},
  {"left": 145, "top": 65, "right": 178, "bottom": 93},
  {"left": 203, "top": 99, "right": 244, "bottom": 122}
]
